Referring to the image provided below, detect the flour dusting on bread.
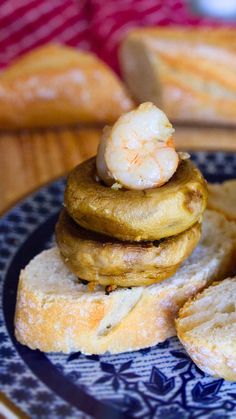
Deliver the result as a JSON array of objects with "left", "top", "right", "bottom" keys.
[{"left": 14, "top": 210, "right": 236, "bottom": 354}]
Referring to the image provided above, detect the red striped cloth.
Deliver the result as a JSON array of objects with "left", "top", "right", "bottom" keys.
[
  {"left": 89, "top": 0, "right": 218, "bottom": 71},
  {"left": 0, "top": 0, "right": 224, "bottom": 72},
  {"left": 0, "top": 0, "right": 90, "bottom": 69}
]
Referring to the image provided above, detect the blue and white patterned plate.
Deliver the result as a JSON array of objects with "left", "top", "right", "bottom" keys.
[{"left": 1, "top": 151, "right": 236, "bottom": 419}]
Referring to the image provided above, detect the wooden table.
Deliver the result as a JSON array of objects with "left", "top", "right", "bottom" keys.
[{"left": 1, "top": 125, "right": 236, "bottom": 215}]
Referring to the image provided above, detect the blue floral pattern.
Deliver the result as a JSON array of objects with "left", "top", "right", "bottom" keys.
[
  {"left": 95, "top": 361, "right": 139, "bottom": 391},
  {"left": 0, "top": 152, "right": 236, "bottom": 418}
]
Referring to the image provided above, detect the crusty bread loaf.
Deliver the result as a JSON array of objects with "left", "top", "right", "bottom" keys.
[
  {"left": 176, "top": 278, "right": 236, "bottom": 381},
  {"left": 0, "top": 44, "right": 134, "bottom": 130},
  {"left": 14, "top": 210, "right": 236, "bottom": 354},
  {"left": 208, "top": 180, "right": 236, "bottom": 221},
  {"left": 120, "top": 28, "right": 236, "bottom": 125}
]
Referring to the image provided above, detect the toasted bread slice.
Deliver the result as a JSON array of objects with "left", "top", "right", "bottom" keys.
[
  {"left": 176, "top": 278, "right": 236, "bottom": 381},
  {"left": 14, "top": 210, "right": 236, "bottom": 354},
  {"left": 208, "top": 180, "right": 236, "bottom": 221}
]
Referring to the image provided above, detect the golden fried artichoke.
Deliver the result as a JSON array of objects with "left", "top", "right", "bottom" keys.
[
  {"left": 64, "top": 157, "right": 207, "bottom": 241},
  {"left": 56, "top": 210, "right": 201, "bottom": 287}
]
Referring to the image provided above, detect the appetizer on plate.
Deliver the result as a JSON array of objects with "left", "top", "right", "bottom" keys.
[{"left": 14, "top": 104, "right": 236, "bottom": 364}]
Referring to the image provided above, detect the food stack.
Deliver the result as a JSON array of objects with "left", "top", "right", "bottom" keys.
[
  {"left": 17, "top": 103, "right": 230, "bottom": 356},
  {"left": 56, "top": 103, "right": 207, "bottom": 290}
]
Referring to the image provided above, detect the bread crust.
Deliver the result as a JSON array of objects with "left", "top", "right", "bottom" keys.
[
  {"left": 65, "top": 157, "right": 207, "bottom": 241},
  {"left": 0, "top": 44, "right": 134, "bottom": 130},
  {"left": 56, "top": 209, "right": 201, "bottom": 287},
  {"left": 176, "top": 278, "right": 236, "bottom": 381},
  {"left": 120, "top": 28, "right": 236, "bottom": 125},
  {"left": 208, "top": 180, "right": 236, "bottom": 221},
  {"left": 15, "top": 210, "right": 236, "bottom": 354}
]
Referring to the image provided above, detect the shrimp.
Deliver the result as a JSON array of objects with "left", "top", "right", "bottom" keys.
[{"left": 96, "top": 102, "right": 179, "bottom": 190}]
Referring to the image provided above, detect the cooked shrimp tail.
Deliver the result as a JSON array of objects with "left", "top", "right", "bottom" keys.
[{"left": 96, "top": 102, "right": 179, "bottom": 190}]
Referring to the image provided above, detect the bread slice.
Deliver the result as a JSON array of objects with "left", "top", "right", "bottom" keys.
[
  {"left": 176, "top": 278, "right": 236, "bottom": 381},
  {"left": 208, "top": 180, "right": 236, "bottom": 221},
  {"left": 14, "top": 210, "right": 236, "bottom": 355}
]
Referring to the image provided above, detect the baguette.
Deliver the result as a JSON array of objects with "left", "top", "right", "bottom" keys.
[
  {"left": 120, "top": 28, "right": 236, "bottom": 125},
  {"left": 0, "top": 44, "right": 134, "bottom": 130},
  {"left": 208, "top": 180, "right": 236, "bottom": 221},
  {"left": 176, "top": 278, "right": 236, "bottom": 381},
  {"left": 14, "top": 210, "right": 236, "bottom": 354}
]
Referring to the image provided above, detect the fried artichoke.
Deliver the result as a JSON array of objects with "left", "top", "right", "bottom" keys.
[
  {"left": 56, "top": 210, "right": 201, "bottom": 287},
  {"left": 64, "top": 157, "right": 207, "bottom": 241}
]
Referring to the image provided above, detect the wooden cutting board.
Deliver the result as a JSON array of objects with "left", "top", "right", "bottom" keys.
[{"left": 1, "top": 125, "right": 236, "bottom": 215}]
